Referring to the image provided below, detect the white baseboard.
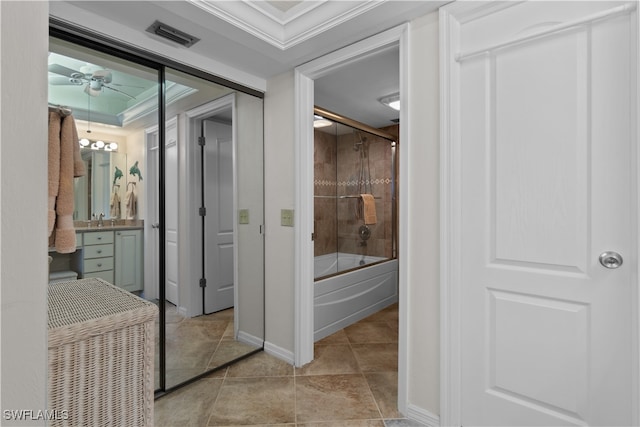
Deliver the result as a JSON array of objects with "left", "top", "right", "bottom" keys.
[
  {"left": 406, "top": 404, "right": 440, "bottom": 427},
  {"left": 264, "top": 340, "right": 295, "bottom": 365},
  {"left": 237, "top": 330, "right": 264, "bottom": 348},
  {"left": 178, "top": 305, "right": 189, "bottom": 317}
]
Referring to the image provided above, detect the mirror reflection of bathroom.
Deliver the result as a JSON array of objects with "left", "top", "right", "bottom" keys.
[
  {"left": 47, "top": 34, "right": 264, "bottom": 393},
  {"left": 312, "top": 44, "right": 400, "bottom": 342}
]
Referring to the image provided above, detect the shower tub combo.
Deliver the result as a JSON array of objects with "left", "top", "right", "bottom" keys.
[
  {"left": 313, "top": 106, "right": 398, "bottom": 342},
  {"left": 314, "top": 253, "right": 398, "bottom": 341}
]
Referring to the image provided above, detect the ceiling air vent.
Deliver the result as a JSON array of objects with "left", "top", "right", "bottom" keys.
[{"left": 146, "top": 21, "right": 200, "bottom": 48}]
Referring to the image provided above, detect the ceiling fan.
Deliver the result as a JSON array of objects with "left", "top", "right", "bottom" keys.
[{"left": 48, "top": 64, "right": 137, "bottom": 99}]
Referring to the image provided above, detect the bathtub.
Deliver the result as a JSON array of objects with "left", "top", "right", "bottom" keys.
[{"left": 314, "top": 252, "right": 398, "bottom": 341}]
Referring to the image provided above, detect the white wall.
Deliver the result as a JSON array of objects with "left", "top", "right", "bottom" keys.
[
  {"left": 263, "top": 71, "right": 296, "bottom": 360},
  {"left": 236, "top": 92, "right": 266, "bottom": 342},
  {"left": 406, "top": 11, "right": 440, "bottom": 416},
  {"left": 0, "top": 1, "right": 49, "bottom": 423},
  {"left": 261, "top": 12, "right": 442, "bottom": 418}
]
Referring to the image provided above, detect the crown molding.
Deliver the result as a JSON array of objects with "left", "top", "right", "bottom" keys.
[
  {"left": 119, "top": 83, "right": 197, "bottom": 127},
  {"left": 186, "top": 0, "right": 386, "bottom": 50}
]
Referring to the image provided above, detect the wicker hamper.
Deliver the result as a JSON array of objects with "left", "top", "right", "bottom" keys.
[{"left": 48, "top": 278, "right": 158, "bottom": 427}]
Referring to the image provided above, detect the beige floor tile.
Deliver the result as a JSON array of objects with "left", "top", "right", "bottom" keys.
[
  {"left": 365, "top": 372, "right": 403, "bottom": 419},
  {"left": 295, "top": 374, "right": 381, "bottom": 423},
  {"left": 208, "top": 377, "right": 295, "bottom": 425},
  {"left": 362, "top": 303, "right": 399, "bottom": 324},
  {"left": 207, "top": 339, "right": 260, "bottom": 370},
  {"left": 315, "top": 329, "right": 350, "bottom": 345},
  {"left": 352, "top": 343, "right": 398, "bottom": 373},
  {"left": 344, "top": 321, "right": 398, "bottom": 344},
  {"left": 227, "top": 351, "right": 293, "bottom": 378},
  {"left": 295, "top": 344, "right": 360, "bottom": 376},
  {"left": 154, "top": 378, "right": 222, "bottom": 426}
]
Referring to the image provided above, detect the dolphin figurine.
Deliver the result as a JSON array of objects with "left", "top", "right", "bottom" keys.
[{"left": 129, "top": 161, "right": 143, "bottom": 181}]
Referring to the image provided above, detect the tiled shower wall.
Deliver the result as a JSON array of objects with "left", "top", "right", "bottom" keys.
[{"left": 314, "top": 124, "right": 398, "bottom": 259}]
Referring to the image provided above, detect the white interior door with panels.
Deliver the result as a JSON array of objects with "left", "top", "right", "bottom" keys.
[
  {"left": 165, "top": 118, "right": 179, "bottom": 305},
  {"left": 145, "top": 118, "right": 179, "bottom": 306},
  {"left": 203, "top": 119, "right": 235, "bottom": 314},
  {"left": 441, "top": 2, "right": 638, "bottom": 426}
]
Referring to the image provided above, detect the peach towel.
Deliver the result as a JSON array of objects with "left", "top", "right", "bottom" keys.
[
  {"left": 361, "top": 194, "right": 377, "bottom": 225},
  {"left": 48, "top": 111, "right": 85, "bottom": 253}
]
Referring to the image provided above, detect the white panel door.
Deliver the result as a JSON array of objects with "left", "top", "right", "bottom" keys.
[
  {"left": 165, "top": 119, "right": 179, "bottom": 305},
  {"left": 204, "top": 119, "right": 234, "bottom": 314},
  {"left": 449, "top": 2, "right": 637, "bottom": 425}
]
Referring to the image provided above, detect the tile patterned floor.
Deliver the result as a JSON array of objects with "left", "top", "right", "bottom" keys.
[
  {"left": 156, "top": 305, "right": 262, "bottom": 389},
  {"left": 155, "top": 303, "right": 424, "bottom": 426}
]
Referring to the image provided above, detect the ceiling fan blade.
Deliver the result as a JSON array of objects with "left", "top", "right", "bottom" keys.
[
  {"left": 49, "top": 76, "right": 83, "bottom": 86},
  {"left": 48, "top": 63, "right": 84, "bottom": 79},
  {"left": 102, "top": 84, "right": 136, "bottom": 100}
]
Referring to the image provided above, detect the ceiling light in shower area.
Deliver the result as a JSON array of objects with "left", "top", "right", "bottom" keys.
[
  {"left": 379, "top": 93, "right": 400, "bottom": 111},
  {"left": 314, "top": 115, "right": 332, "bottom": 128}
]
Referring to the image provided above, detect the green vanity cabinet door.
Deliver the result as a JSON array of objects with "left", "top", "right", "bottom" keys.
[{"left": 114, "top": 229, "right": 143, "bottom": 292}]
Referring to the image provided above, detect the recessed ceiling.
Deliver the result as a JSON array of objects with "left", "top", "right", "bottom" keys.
[{"left": 48, "top": 37, "right": 232, "bottom": 131}]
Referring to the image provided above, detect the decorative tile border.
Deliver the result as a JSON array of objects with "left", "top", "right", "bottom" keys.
[{"left": 314, "top": 178, "right": 391, "bottom": 186}]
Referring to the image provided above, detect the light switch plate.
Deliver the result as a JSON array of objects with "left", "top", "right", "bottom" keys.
[
  {"left": 281, "top": 209, "right": 294, "bottom": 227},
  {"left": 239, "top": 209, "right": 249, "bottom": 224}
]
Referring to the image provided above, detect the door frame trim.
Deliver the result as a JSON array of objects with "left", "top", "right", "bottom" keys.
[
  {"left": 293, "top": 23, "right": 409, "bottom": 409},
  {"left": 439, "top": 2, "right": 640, "bottom": 425}
]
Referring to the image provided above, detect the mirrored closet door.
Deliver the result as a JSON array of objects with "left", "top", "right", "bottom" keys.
[{"left": 48, "top": 27, "right": 265, "bottom": 394}]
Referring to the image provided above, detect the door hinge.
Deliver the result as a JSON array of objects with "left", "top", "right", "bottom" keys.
[
  {"left": 199, "top": 278, "right": 207, "bottom": 288},
  {"left": 199, "top": 206, "right": 206, "bottom": 216},
  {"left": 198, "top": 136, "right": 206, "bottom": 146}
]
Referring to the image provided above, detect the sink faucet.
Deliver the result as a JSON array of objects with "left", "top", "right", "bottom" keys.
[{"left": 98, "top": 213, "right": 105, "bottom": 227}]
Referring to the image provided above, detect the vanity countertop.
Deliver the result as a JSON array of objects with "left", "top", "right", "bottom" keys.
[{"left": 74, "top": 220, "right": 144, "bottom": 231}]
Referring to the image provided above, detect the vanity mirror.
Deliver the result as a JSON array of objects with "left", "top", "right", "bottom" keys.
[{"left": 74, "top": 148, "right": 128, "bottom": 221}]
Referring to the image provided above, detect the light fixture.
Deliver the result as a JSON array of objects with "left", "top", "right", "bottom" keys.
[
  {"left": 314, "top": 115, "right": 332, "bottom": 128},
  {"left": 80, "top": 139, "right": 118, "bottom": 152},
  {"left": 84, "top": 81, "right": 102, "bottom": 97},
  {"left": 379, "top": 93, "right": 400, "bottom": 111}
]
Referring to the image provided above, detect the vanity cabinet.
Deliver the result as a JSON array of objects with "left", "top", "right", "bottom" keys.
[
  {"left": 82, "top": 231, "right": 115, "bottom": 283},
  {"left": 114, "top": 229, "right": 143, "bottom": 293},
  {"left": 75, "top": 228, "right": 143, "bottom": 292}
]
